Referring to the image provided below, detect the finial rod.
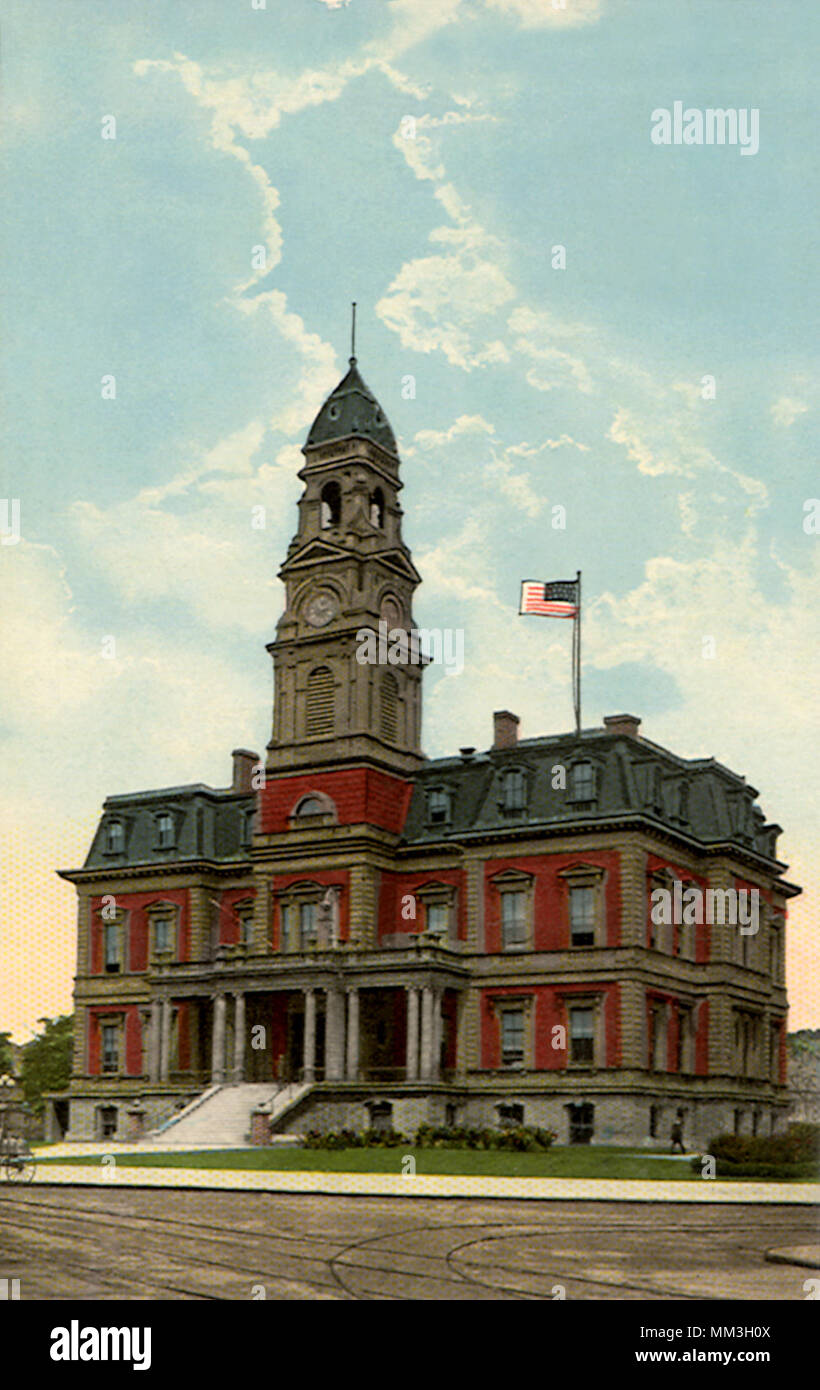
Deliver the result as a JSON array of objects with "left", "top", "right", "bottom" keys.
[{"left": 350, "top": 301, "right": 357, "bottom": 362}]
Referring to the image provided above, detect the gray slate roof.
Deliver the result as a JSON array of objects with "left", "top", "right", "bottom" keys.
[
  {"left": 79, "top": 785, "right": 254, "bottom": 872},
  {"left": 304, "top": 359, "right": 398, "bottom": 456},
  {"left": 401, "top": 727, "right": 784, "bottom": 865}
]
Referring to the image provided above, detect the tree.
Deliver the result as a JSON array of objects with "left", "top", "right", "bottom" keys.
[
  {"left": 20, "top": 1016, "right": 74, "bottom": 1116},
  {"left": 0, "top": 1031, "right": 13, "bottom": 1075}
]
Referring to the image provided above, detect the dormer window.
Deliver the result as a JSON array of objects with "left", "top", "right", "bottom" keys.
[
  {"left": 242, "top": 805, "right": 256, "bottom": 846},
  {"left": 501, "top": 768, "right": 526, "bottom": 813},
  {"left": 156, "top": 812, "right": 175, "bottom": 849},
  {"left": 570, "top": 761, "right": 595, "bottom": 802},
  {"left": 320, "top": 481, "right": 341, "bottom": 529},
  {"left": 105, "top": 820, "right": 124, "bottom": 854},
  {"left": 428, "top": 788, "right": 452, "bottom": 826},
  {"left": 370, "top": 487, "right": 385, "bottom": 528}
]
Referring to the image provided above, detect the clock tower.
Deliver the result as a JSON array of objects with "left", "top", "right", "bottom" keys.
[{"left": 266, "top": 350, "right": 424, "bottom": 777}]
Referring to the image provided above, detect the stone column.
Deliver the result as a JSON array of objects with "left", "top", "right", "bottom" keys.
[
  {"left": 431, "top": 989, "right": 442, "bottom": 1081},
  {"left": 303, "top": 988, "right": 316, "bottom": 1083},
  {"left": 148, "top": 1000, "right": 161, "bottom": 1082},
  {"left": 324, "top": 988, "right": 346, "bottom": 1082},
  {"left": 159, "top": 998, "right": 172, "bottom": 1082},
  {"left": 406, "top": 986, "right": 420, "bottom": 1081},
  {"left": 232, "top": 992, "right": 246, "bottom": 1082},
  {"left": 345, "top": 988, "right": 359, "bottom": 1081},
  {"left": 211, "top": 993, "right": 227, "bottom": 1083},
  {"left": 420, "top": 986, "right": 434, "bottom": 1081}
]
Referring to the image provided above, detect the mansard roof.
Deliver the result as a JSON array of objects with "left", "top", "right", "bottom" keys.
[
  {"left": 304, "top": 358, "right": 398, "bottom": 457},
  {"left": 401, "top": 724, "right": 789, "bottom": 873},
  {"left": 67, "top": 783, "right": 254, "bottom": 875}
]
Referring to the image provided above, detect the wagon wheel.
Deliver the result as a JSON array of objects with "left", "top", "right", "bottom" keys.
[{"left": 3, "top": 1153, "right": 36, "bottom": 1184}]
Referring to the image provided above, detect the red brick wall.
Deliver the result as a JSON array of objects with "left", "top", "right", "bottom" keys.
[
  {"left": 259, "top": 767, "right": 413, "bottom": 835},
  {"left": 87, "top": 1004, "right": 143, "bottom": 1076},
  {"left": 270, "top": 870, "right": 351, "bottom": 948},
  {"left": 89, "top": 888, "right": 190, "bottom": 972},
  {"left": 479, "top": 982, "right": 620, "bottom": 1070},
  {"left": 483, "top": 850, "right": 622, "bottom": 953},
  {"left": 377, "top": 868, "right": 467, "bottom": 940},
  {"left": 646, "top": 855, "right": 711, "bottom": 960},
  {"left": 217, "top": 886, "right": 256, "bottom": 946}
]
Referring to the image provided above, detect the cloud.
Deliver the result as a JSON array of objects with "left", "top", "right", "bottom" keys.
[
  {"left": 483, "top": 0, "right": 604, "bottom": 26},
  {"left": 771, "top": 395, "right": 809, "bottom": 429},
  {"left": 507, "top": 304, "right": 595, "bottom": 394}
]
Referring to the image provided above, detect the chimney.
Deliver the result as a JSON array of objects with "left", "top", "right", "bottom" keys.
[
  {"left": 493, "top": 711, "right": 520, "bottom": 749},
  {"left": 459, "top": 746, "right": 476, "bottom": 762},
  {"left": 232, "top": 748, "right": 260, "bottom": 793},
  {"left": 603, "top": 714, "right": 641, "bottom": 739}
]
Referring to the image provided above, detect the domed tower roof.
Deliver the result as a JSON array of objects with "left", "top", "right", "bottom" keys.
[{"left": 305, "top": 357, "right": 398, "bottom": 457}]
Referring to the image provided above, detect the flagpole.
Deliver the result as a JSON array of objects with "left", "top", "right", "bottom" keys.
[{"left": 574, "top": 569, "right": 582, "bottom": 735}]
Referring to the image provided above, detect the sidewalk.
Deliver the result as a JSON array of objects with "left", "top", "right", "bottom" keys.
[{"left": 27, "top": 1163, "right": 818, "bottom": 1203}]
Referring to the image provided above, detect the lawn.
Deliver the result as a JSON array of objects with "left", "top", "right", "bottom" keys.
[{"left": 36, "top": 1145, "right": 715, "bottom": 1180}]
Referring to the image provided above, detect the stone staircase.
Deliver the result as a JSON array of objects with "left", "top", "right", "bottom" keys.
[{"left": 147, "top": 1082, "right": 311, "bottom": 1146}]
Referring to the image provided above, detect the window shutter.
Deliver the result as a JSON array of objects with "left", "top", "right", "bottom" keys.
[
  {"left": 380, "top": 672, "right": 398, "bottom": 742},
  {"left": 306, "top": 667, "right": 334, "bottom": 736}
]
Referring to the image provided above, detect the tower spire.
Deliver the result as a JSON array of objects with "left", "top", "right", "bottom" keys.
[{"left": 350, "top": 301, "right": 357, "bottom": 364}]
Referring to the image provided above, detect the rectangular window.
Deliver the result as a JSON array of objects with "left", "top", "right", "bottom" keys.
[
  {"left": 280, "top": 903, "right": 291, "bottom": 952},
  {"left": 239, "top": 912, "right": 253, "bottom": 947},
  {"left": 503, "top": 770, "right": 525, "bottom": 812},
  {"left": 570, "top": 1007, "right": 595, "bottom": 1064},
  {"left": 101, "top": 1024, "right": 118, "bottom": 1074},
  {"left": 154, "top": 918, "right": 171, "bottom": 954},
  {"left": 501, "top": 890, "right": 527, "bottom": 949},
  {"left": 104, "top": 922, "right": 120, "bottom": 973},
  {"left": 299, "top": 901, "right": 317, "bottom": 950},
  {"left": 569, "top": 885, "right": 595, "bottom": 945},
  {"left": 429, "top": 789, "right": 451, "bottom": 824},
  {"left": 426, "top": 902, "right": 449, "bottom": 937},
  {"left": 157, "top": 813, "right": 174, "bottom": 848},
  {"left": 500, "top": 1009, "right": 525, "bottom": 1067},
  {"left": 571, "top": 762, "right": 595, "bottom": 801}
]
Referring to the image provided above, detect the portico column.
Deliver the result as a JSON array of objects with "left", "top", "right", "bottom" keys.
[
  {"left": 345, "top": 988, "right": 359, "bottom": 1081},
  {"left": 211, "top": 993, "right": 227, "bottom": 1083},
  {"left": 232, "top": 992, "right": 246, "bottom": 1082},
  {"left": 420, "top": 986, "right": 434, "bottom": 1081},
  {"left": 406, "top": 987, "right": 420, "bottom": 1081},
  {"left": 431, "top": 989, "right": 442, "bottom": 1081},
  {"left": 149, "top": 1000, "right": 161, "bottom": 1083},
  {"left": 159, "top": 998, "right": 172, "bottom": 1082},
  {"left": 303, "top": 989, "right": 316, "bottom": 1083},
  {"left": 324, "top": 988, "right": 345, "bottom": 1082}
]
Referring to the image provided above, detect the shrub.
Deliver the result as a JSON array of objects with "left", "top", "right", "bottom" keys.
[
  {"left": 413, "top": 1124, "right": 556, "bottom": 1151},
  {"left": 690, "top": 1123, "right": 820, "bottom": 1178}
]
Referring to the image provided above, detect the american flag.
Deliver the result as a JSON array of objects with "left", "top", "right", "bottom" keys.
[{"left": 519, "top": 579, "right": 579, "bottom": 618}]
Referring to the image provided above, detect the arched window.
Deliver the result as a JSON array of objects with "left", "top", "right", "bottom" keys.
[
  {"left": 295, "top": 796, "right": 324, "bottom": 817},
  {"left": 380, "top": 671, "right": 398, "bottom": 741},
  {"left": 306, "top": 667, "right": 334, "bottom": 736},
  {"left": 370, "top": 487, "right": 385, "bottom": 528},
  {"left": 320, "top": 481, "right": 341, "bottom": 529}
]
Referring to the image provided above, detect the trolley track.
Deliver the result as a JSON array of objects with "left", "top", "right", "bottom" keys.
[{"left": 0, "top": 1188, "right": 811, "bottom": 1302}]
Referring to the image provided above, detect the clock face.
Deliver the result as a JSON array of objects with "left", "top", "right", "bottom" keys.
[{"left": 305, "top": 591, "right": 338, "bottom": 628}]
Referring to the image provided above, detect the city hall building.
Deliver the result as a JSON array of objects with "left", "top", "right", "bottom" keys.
[{"left": 55, "top": 353, "right": 798, "bottom": 1148}]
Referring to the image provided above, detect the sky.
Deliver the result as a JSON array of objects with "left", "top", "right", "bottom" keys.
[{"left": 1, "top": 0, "right": 817, "bottom": 1039}]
